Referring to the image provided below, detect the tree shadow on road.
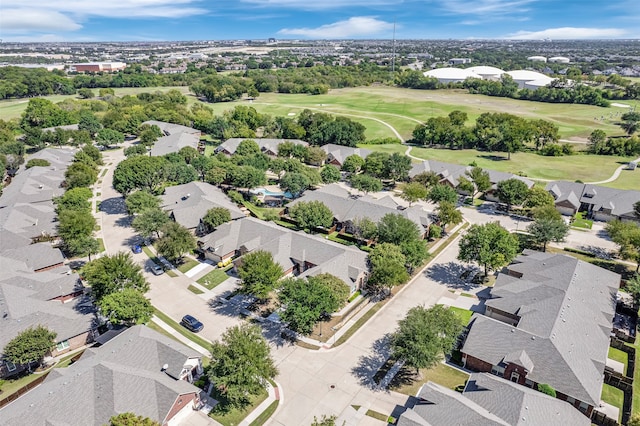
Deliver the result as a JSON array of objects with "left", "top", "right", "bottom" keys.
[
  {"left": 425, "top": 261, "right": 481, "bottom": 291},
  {"left": 351, "top": 334, "right": 392, "bottom": 391},
  {"left": 100, "top": 197, "right": 127, "bottom": 215}
]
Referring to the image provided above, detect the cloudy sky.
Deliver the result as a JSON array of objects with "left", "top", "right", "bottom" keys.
[{"left": 1, "top": 0, "right": 638, "bottom": 42}]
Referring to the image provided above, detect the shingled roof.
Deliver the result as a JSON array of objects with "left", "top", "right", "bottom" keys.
[
  {"left": 462, "top": 252, "right": 619, "bottom": 406},
  {"left": 320, "top": 144, "right": 372, "bottom": 165},
  {"left": 217, "top": 138, "right": 308, "bottom": 155},
  {"left": 0, "top": 326, "right": 202, "bottom": 426}
]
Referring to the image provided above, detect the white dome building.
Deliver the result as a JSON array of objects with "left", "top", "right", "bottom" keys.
[
  {"left": 423, "top": 67, "right": 481, "bottom": 84},
  {"left": 549, "top": 56, "right": 570, "bottom": 64},
  {"left": 466, "top": 66, "right": 505, "bottom": 81},
  {"left": 505, "top": 70, "right": 555, "bottom": 89},
  {"left": 527, "top": 56, "right": 547, "bottom": 62}
]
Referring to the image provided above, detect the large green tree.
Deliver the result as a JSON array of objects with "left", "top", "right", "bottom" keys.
[
  {"left": 57, "top": 208, "right": 96, "bottom": 241},
  {"left": 527, "top": 217, "right": 569, "bottom": 252},
  {"left": 496, "top": 178, "right": 529, "bottom": 211},
  {"left": 98, "top": 288, "right": 153, "bottom": 326},
  {"left": 341, "top": 154, "right": 365, "bottom": 173},
  {"left": 368, "top": 243, "right": 409, "bottom": 292},
  {"left": 428, "top": 184, "right": 458, "bottom": 204},
  {"left": 349, "top": 174, "right": 383, "bottom": 194},
  {"left": 237, "top": 250, "right": 284, "bottom": 299},
  {"left": 108, "top": 413, "right": 161, "bottom": 426},
  {"left": 3, "top": 326, "right": 57, "bottom": 370},
  {"left": 436, "top": 201, "right": 463, "bottom": 229},
  {"left": 65, "top": 234, "right": 101, "bottom": 260},
  {"left": 377, "top": 213, "right": 421, "bottom": 246},
  {"left": 82, "top": 252, "right": 148, "bottom": 301},
  {"left": 391, "top": 305, "right": 463, "bottom": 374},
  {"left": 401, "top": 182, "right": 428, "bottom": 207},
  {"left": 125, "top": 190, "right": 161, "bottom": 215},
  {"left": 466, "top": 167, "right": 491, "bottom": 199},
  {"left": 606, "top": 220, "right": 640, "bottom": 271},
  {"left": 156, "top": 222, "right": 197, "bottom": 263},
  {"left": 458, "top": 222, "right": 519, "bottom": 277},
  {"left": 132, "top": 208, "right": 171, "bottom": 239},
  {"left": 202, "top": 207, "right": 232, "bottom": 232},
  {"left": 96, "top": 128, "right": 125, "bottom": 148},
  {"left": 320, "top": 165, "right": 341, "bottom": 183},
  {"left": 113, "top": 156, "right": 170, "bottom": 195},
  {"left": 288, "top": 200, "right": 334, "bottom": 230},
  {"left": 279, "top": 172, "right": 311, "bottom": 197},
  {"left": 208, "top": 324, "right": 278, "bottom": 410}
]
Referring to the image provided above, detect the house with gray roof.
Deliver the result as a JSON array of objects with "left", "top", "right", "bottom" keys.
[
  {"left": 0, "top": 325, "right": 204, "bottom": 426},
  {"left": 142, "top": 120, "right": 202, "bottom": 157},
  {"left": 321, "top": 144, "right": 372, "bottom": 167},
  {"left": 460, "top": 251, "right": 620, "bottom": 418},
  {"left": 143, "top": 120, "right": 200, "bottom": 137},
  {"left": 216, "top": 138, "right": 308, "bottom": 156},
  {"left": 161, "top": 181, "right": 246, "bottom": 234},
  {"left": 198, "top": 217, "right": 368, "bottom": 293},
  {"left": 397, "top": 372, "right": 589, "bottom": 426},
  {"left": 546, "top": 180, "right": 640, "bottom": 221},
  {"left": 286, "top": 184, "right": 432, "bottom": 238}
]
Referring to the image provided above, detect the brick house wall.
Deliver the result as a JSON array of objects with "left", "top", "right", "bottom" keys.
[
  {"left": 51, "top": 330, "right": 94, "bottom": 357},
  {"left": 503, "top": 363, "right": 528, "bottom": 385},
  {"left": 34, "top": 262, "right": 65, "bottom": 273},
  {"left": 463, "top": 354, "right": 493, "bottom": 372}
]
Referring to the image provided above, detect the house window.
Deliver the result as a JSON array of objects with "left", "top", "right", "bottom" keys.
[
  {"left": 56, "top": 340, "right": 70, "bottom": 351},
  {"left": 578, "top": 402, "right": 588, "bottom": 413},
  {"left": 6, "top": 361, "right": 16, "bottom": 372},
  {"left": 524, "top": 379, "right": 534, "bottom": 388},
  {"left": 510, "top": 372, "right": 520, "bottom": 383},
  {"left": 491, "top": 365, "right": 505, "bottom": 377},
  {"left": 566, "top": 397, "right": 575, "bottom": 405}
]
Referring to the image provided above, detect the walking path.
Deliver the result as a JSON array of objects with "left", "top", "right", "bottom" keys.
[{"left": 587, "top": 156, "right": 640, "bottom": 184}]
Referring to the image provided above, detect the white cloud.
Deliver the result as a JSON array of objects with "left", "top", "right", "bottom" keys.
[
  {"left": 243, "top": 0, "right": 402, "bottom": 9},
  {"left": 1, "top": 0, "right": 207, "bottom": 34},
  {"left": 278, "top": 16, "right": 395, "bottom": 38},
  {"left": 507, "top": 27, "right": 628, "bottom": 39},
  {"left": 1, "top": 9, "right": 82, "bottom": 32},
  {"left": 436, "top": 0, "right": 536, "bottom": 16}
]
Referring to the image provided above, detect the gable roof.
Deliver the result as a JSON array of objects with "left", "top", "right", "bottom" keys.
[
  {"left": 546, "top": 181, "right": 584, "bottom": 209},
  {"left": 199, "top": 217, "right": 368, "bottom": 285},
  {"left": 409, "top": 160, "right": 534, "bottom": 190},
  {"left": 142, "top": 120, "right": 200, "bottom": 136},
  {"left": 150, "top": 131, "right": 200, "bottom": 157},
  {"left": 161, "top": 182, "right": 245, "bottom": 229},
  {"left": 462, "top": 252, "right": 619, "bottom": 406},
  {"left": 0, "top": 326, "right": 201, "bottom": 426},
  {"left": 287, "top": 184, "right": 432, "bottom": 232},
  {"left": 320, "top": 144, "right": 372, "bottom": 165},
  {"left": 216, "top": 138, "right": 308, "bottom": 156},
  {"left": 546, "top": 180, "right": 640, "bottom": 218}
]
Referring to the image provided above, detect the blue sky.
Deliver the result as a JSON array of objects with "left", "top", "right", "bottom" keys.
[{"left": 1, "top": 0, "right": 638, "bottom": 42}]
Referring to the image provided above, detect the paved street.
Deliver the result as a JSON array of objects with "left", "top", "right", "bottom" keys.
[{"left": 94, "top": 146, "right": 626, "bottom": 425}]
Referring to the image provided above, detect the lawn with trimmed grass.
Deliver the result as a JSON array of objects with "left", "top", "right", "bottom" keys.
[
  {"left": 96, "top": 237, "right": 105, "bottom": 253},
  {"left": 601, "top": 383, "right": 624, "bottom": 423},
  {"left": 210, "top": 387, "right": 268, "bottom": 426},
  {"left": 152, "top": 308, "right": 212, "bottom": 351},
  {"left": 608, "top": 347, "right": 628, "bottom": 375},
  {"left": 197, "top": 266, "right": 233, "bottom": 290},
  {"left": 572, "top": 212, "right": 593, "bottom": 229},
  {"left": 177, "top": 258, "right": 200, "bottom": 273},
  {"left": 391, "top": 363, "right": 470, "bottom": 396},
  {"left": 448, "top": 306, "right": 474, "bottom": 325},
  {"left": 188, "top": 284, "right": 204, "bottom": 294},
  {"left": 248, "top": 400, "right": 278, "bottom": 426}
]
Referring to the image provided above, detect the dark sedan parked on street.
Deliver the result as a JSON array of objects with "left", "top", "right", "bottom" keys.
[{"left": 180, "top": 315, "right": 204, "bottom": 333}]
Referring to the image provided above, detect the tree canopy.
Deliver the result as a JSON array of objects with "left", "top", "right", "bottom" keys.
[
  {"left": 496, "top": 178, "right": 529, "bottom": 211},
  {"left": 458, "top": 222, "right": 519, "bottom": 277},
  {"left": 237, "top": 250, "right": 284, "bottom": 299},
  {"left": 132, "top": 208, "right": 171, "bottom": 239},
  {"left": 527, "top": 217, "right": 569, "bottom": 252},
  {"left": 125, "top": 190, "right": 161, "bottom": 215},
  {"left": 98, "top": 288, "right": 153, "bottom": 326},
  {"left": 202, "top": 207, "right": 232, "bottom": 232},
  {"left": 368, "top": 243, "right": 409, "bottom": 292},
  {"left": 3, "top": 325, "right": 57, "bottom": 369},
  {"left": 288, "top": 200, "right": 334, "bottom": 230},
  {"left": 108, "top": 413, "right": 161, "bottom": 426},
  {"left": 156, "top": 222, "right": 197, "bottom": 263},
  {"left": 82, "top": 252, "right": 148, "bottom": 301}
]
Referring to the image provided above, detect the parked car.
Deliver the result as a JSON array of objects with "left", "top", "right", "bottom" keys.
[
  {"left": 132, "top": 245, "right": 142, "bottom": 254},
  {"left": 150, "top": 264, "right": 164, "bottom": 275},
  {"left": 181, "top": 315, "right": 204, "bottom": 333}
]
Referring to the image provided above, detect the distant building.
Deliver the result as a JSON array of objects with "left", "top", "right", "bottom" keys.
[
  {"left": 549, "top": 56, "right": 570, "bottom": 64},
  {"left": 527, "top": 55, "right": 547, "bottom": 62},
  {"left": 423, "top": 67, "right": 481, "bottom": 84},
  {"left": 1, "top": 64, "right": 65, "bottom": 72},
  {"left": 448, "top": 58, "right": 472, "bottom": 65},
  {"left": 71, "top": 62, "right": 126, "bottom": 73}
]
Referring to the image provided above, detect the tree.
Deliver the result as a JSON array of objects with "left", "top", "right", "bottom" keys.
[
  {"left": 113, "top": 156, "right": 169, "bottom": 195},
  {"left": 208, "top": 324, "right": 278, "bottom": 410},
  {"left": 65, "top": 161, "right": 98, "bottom": 189},
  {"left": 368, "top": 243, "right": 409, "bottom": 292},
  {"left": 320, "top": 165, "right": 341, "bottom": 183},
  {"left": 96, "top": 128, "right": 125, "bottom": 148},
  {"left": 413, "top": 171, "right": 440, "bottom": 188},
  {"left": 536, "top": 383, "right": 557, "bottom": 398},
  {"left": 305, "top": 146, "right": 327, "bottom": 165},
  {"left": 456, "top": 176, "right": 475, "bottom": 197},
  {"left": 279, "top": 172, "right": 311, "bottom": 197},
  {"left": 428, "top": 184, "right": 458, "bottom": 204},
  {"left": 98, "top": 288, "right": 153, "bottom": 326},
  {"left": 352, "top": 216, "right": 378, "bottom": 244},
  {"left": 349, "top": 174, "right": 382, "bottom": 194},
  {"left": 532, "top": 204, "right": 562, "bottom": 221},
  {"left": 495, "top": 178, "right": 529, "bottom": 212},
  {"left": 400, "top": 239, "right": 429, "bottom": 271},
  {"left": 132, "top": 208, "right": 170, "bottom": 239},
  {"left": 228, "top": 165, "right": 266, "bottom": 190},
  {"left": 201, "top": 207, "right": 232, "bottom": 233},
  {"left": 26, "top": 158, "right": 50, "bottom": 169},
  {"left": 108, "top": 413, "right": 161, "bottom": 426},
  {"left": 391, "top": 305, "right": 463, "bottom": 374},
  {"left": 363, "top": 152, "right": 388, "bottom": 178},
  {"left": 288, "top": 201, "right": 334, "bottom": 230},
  {"left": 523, "top": 186, "right": 555, "bottom": 210},
  {"left": 65, "top": 235, "right": 101, "bottom": 260},
  {"left": 527, "top": 217, "right": 569, "bottom": 252},
  {"left": 377, "top": 213, "right": 421, "bottom": 246},
  {"left": 606, "top": 220, "right": 640, "bottom": 271},
  {"left": 3, "top": 326, "right": 57, "bottom": 371},
  {"left": 82, "top": 252, "right": 148, "bottom": 301},
  {"left": 55, "top": 187, "right": 93, "bottom": 212},
  {"left": 628, "top": 413, "right": 640, "bottom": 426},
  {"left": 341, "top": 154, "right": 365, "bottom": 173},
  {"left": 125, "top": 190, "right": 160, "bottom": 215},
  {"left": 237, "top": 250, "right": 284, "bottom": 299},
  {"left": 384, "top": 153, "right": 412, "bottom": 182},
  {"left": 156, "top": 222, "right": 197, "bottom": 263},
  {"left": 436, "top": 201, "right": 463, "bottom": 229},
  {"left": 57, "top": 208, "right": 96, "bottom": 241},
  {"left": 401, "top": 182, "right": 428, "bottom": 206},
  {"left": 77, "top": 88, "right": 95, "bottom": 99},
  {"left": 624, "top": 274, "right": 640, "bottom": 305},
  {"left": 458, "top": 222, "right": 519, "bottom": 277},
  {"left": 620, "top": 111, "right": 640, "bottom": 136},
  {"left": 78, "top": 112, "right": 101, "bottom": 135},
  {"left": 279, "top": 275, "right": 346, "bottom": 334},
  {"left": 587, "top": 129, "right": 607, "bottom": 154},
  {"left": 235, "top": 139, "right": 261, "bottom": 156}
]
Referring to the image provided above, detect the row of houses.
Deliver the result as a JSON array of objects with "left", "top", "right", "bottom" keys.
[
  {"left": 546, "top": 180, "right": 640, "bottom": 222},
  {"left": 0, "top": 148, "right": 99, "bottom": 378}
]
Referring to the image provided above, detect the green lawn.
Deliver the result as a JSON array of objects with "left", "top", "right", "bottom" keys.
[
  {"left": 248, "top": 400, "right": 278, "bottom": 426},
  {"left": 197, "top": 266, "right": 233, "bottom": 290},
  {"left": 177, "top": 258, "right": 200, "bottom": 273},
  {"left": 572, "top": 212, "right": 593, "bottom": 229},
  {"left": 210, "top": 387, "right": 268, "bottom": 426},
  {"left": 188, "top": 284, "right": 205, "bottom": 294},
  {"left": 152, "top": 308, "right": 212, "bottom": 351},
  {"left": 627, "top": 338, "right": 640, "bottom": 416},
  {"left": 96, "top": 237, "right": 105, "bottom": 253},
  {"left": 605, "top": 169, "right": 640, "bottom": 190},
  {"left": 391, "top": 363, "right": 470, "bottom": 396},
  {"left": 608, "top": 347, "right": 628, "bottom": 375},
  {"left": 601, "top": 383, "right": 624, "bottom": 423},
  {"left": 448, "top": 306, "right": 474, "bottom": 324}
]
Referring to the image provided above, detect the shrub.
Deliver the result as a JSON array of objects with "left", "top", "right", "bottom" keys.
[{"left": 26, "top": 158, "right": 51, "bottom": 168}]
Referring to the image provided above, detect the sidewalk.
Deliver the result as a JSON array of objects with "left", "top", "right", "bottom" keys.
[
  {"left": 239, "top": 381, "right": 283, "bottom": 426},
  {"left": 151, "top": 315, "right": 212, "bottom": 357}
]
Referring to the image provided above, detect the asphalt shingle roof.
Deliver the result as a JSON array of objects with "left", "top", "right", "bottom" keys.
[
  {"left": 320, "top": 144, "right": 372, "bottom": 165},
  {"left": 217, "top": 138, "right": 308, "bottom": 155}
]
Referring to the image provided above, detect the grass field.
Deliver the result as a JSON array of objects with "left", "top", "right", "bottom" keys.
[
  {"left": 601, "top": 383, "right": 624, "bottom": 423},
  {"left": 391, "top": 363, "right": 469, "bottom": 396}
]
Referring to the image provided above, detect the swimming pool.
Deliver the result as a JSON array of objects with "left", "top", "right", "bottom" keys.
[{"left": 251, "top": 187, "right": 293, "bottom": 199}]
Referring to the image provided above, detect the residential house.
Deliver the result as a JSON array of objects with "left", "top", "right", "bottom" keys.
[
  {"left": 0, "top": 325, "right": 205, "bottom": 426},
  {"left": 321, "top": 144, "right": 372, "bottom": 167},
  {"left": 397, "top": 372, "right": 589, "bottom": 426},
  {"left": 286, "top": 184, "right": 432, "bottom": 238},
  {"left": 460, "top": 250, "right": 620, "bottom": 418},
  {"left": 483, "top": 170, "right": 535, "bottom": 203},
  {"left": 160, "top": 181, "right": 246, "bottom": 235},
  {"left": 215, "top": 138, "right": 308, "bottom": 157},
  {"left": 142, "top": 120, "right": 202, "bottom": 157},
  {"left": 546, "top": 180, "right": 640, "bottom": 221},
  {"left": 198, "top": 217, "right": 368, "bottom": 293}
]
